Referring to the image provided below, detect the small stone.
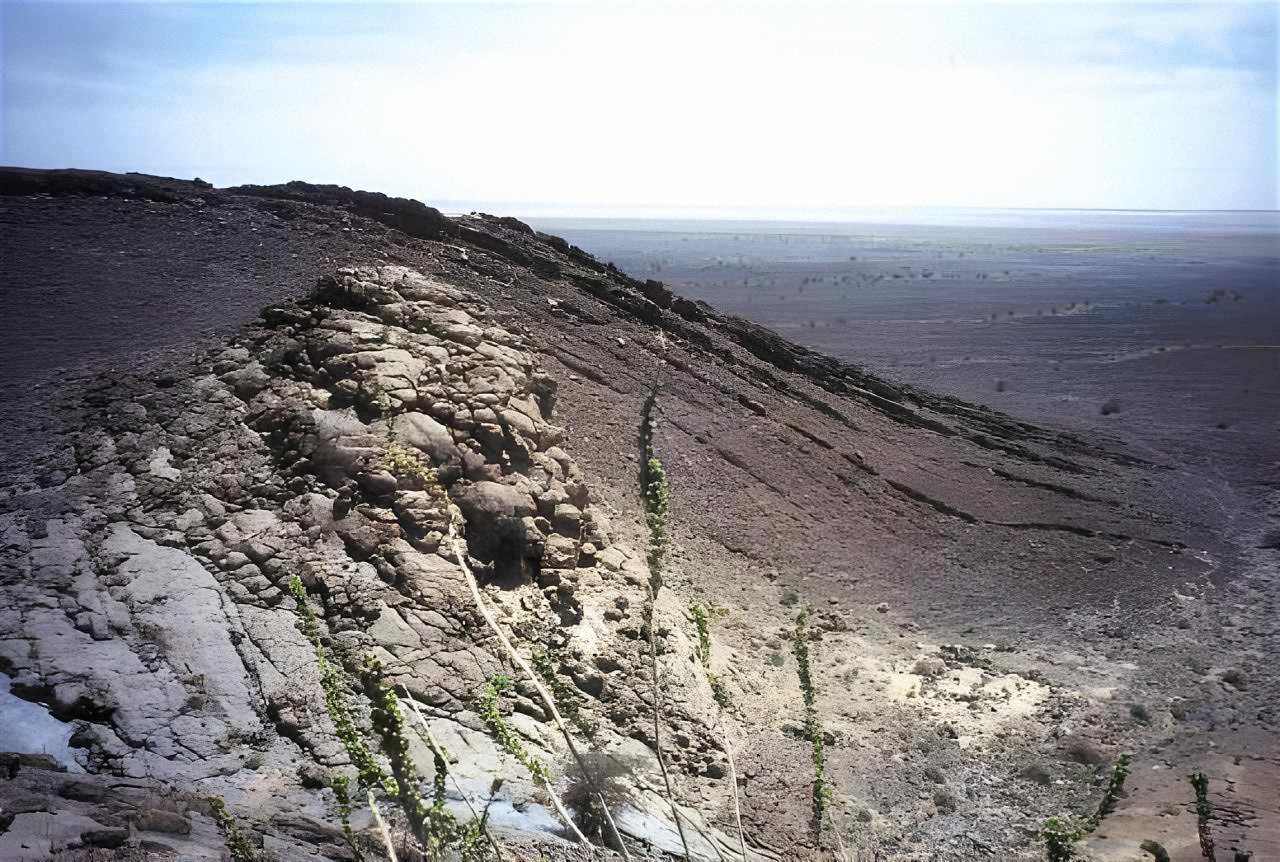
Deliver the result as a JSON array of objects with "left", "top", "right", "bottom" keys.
[
  {"left": 133, "top": 809, "right": 192, "bottom": 835},
  {"left": 1221, "top": 669, "right": 1248, "bottom": 690},
  {"left": 81, "top": 828, "right": 129, "bottom": 849}
]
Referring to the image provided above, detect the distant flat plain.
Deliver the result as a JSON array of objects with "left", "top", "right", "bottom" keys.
[{"left": 528, "top": 211, "right": 1280, "bottom": 512}]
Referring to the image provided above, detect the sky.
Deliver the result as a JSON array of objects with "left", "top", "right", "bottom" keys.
[{"left": 2, "top": 1, "right": 1277, "bottom": 215}]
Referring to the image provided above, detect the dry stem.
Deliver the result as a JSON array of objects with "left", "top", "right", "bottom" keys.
[{"left": 449, "top": 529, "right": 628, "bottom": 857}]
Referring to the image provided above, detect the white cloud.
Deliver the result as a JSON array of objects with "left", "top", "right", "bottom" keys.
[{"left": 4, "top": 1, "right": 1275, "bottom": 210}]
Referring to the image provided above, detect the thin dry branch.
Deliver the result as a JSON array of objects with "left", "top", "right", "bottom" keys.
[
  {"left": 720, "top": 726, "right": 748, "bottom": 862},
  {"left": 448, "top": 529, "right": 627, "bottom": 857},
  {"left": 648, "top": 595, "right": 694, "bottom": 860},
  {"left": 367, "top": 791, "right": 399, "bottom": 862},
  {"left": 400, "top": 686, "right": 507, "bottom": 862}
]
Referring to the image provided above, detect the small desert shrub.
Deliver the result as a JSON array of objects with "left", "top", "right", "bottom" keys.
[
  {"left": 932, "top": 788, "right": 959, "bottom": 814},
  {"left": 1062, "top": 736, "right": 1106, "bottom": 765},
  {"left": 560, "top": 751, "right": 645, "bottom": 844},
  {"left": 1221, "top": 668, "right": 1248, "bottom": 690},
  {"left": 1019, "top": 763, "right": 1052, "bottom": 786}
]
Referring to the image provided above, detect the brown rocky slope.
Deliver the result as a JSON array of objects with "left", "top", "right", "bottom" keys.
[{"left": 1, "top": 168, "right": 1274, "bottom": 861}]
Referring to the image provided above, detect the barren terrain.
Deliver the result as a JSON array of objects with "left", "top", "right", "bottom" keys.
[{"left": 1, "top": 169, "right": 1275, "bottom": 861}]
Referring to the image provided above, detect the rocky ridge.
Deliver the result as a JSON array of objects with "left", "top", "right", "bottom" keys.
[
  {"left": 0, "top": 261, "right": 745, "bottom": 860},
  {"left": 1, "top": 169, "right": 1275, "bottom": 861}
]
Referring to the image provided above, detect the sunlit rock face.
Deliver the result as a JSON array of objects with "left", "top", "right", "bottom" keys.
[{"left": 0, "top": 263, "right": 683, "bottom": 860}]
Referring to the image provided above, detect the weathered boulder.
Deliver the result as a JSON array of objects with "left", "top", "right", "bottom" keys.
[{"left": 391, "top": 411, "right": 458, "bottom": 466}]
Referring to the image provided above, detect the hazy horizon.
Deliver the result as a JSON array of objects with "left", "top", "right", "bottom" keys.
[{"left": 4, "top": 1, "right": 1277, "bottom": 213}]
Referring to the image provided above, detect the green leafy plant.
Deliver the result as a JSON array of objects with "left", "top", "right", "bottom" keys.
[
  {"left": 479, "top": 675, "right": 552, "bottom": 785},
  {"left": 1038, "top": 754, "right": 1133, "bottom": 862},
  {"left": 690, "top": 603, "right": 731, "bottom": 709},
  {"left": 1190, "top": 771, "right": 1215, "bottom": 860},
  {"left": 691, "top": 602, "right": 712, "bottom": 667},
  {"left": 329, "top": 775, "right": 362, "bottom": 862},
  {"left": 290, "top": 578, "right": 496, "bottom": 860},
  {"left": 531, "top": 648, "right": 597, "bottom": 740},
  {"left": 642, "top": 456, "right": 671, "bottom": 633},
  {"left": 479, "top": 673, "right": 587, "bottom": 844},
  {"left": 358, "top": 656, "right": 475, "bottom": 859},
  {"left": 1041, "top": 816, "right": 1084, "bottom": 862},
  {"left": 707, "top": 673, "right": 731, "bottom": 710},
  {"left": 208, "top": 796, "right": 259, "bottom": 862},
  {"left": 639, "top": 450, "right": 692, "bottom": 860},
  {"left": 689, "top": 602, "right": 746, "bottom": 861},
  {"left": 792, "top": 606, "right": 833, "bottom": 831},
  {"left": 289, "top": 576, "right": 392, "bottom": 796},
  {"left": 1088, "top": 753, "right": 1131, "bottom": 829},
  {"left": 399, "top": 686, "right": 504, "bottom": 862}
]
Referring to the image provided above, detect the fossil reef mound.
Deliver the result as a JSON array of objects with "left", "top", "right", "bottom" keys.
[{"left": 1, "top": 168, "right": 1275, "bottom": 861}]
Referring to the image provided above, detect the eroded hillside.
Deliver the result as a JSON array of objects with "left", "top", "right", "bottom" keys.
[{"left": 1, "top": 169, "right": 1274, "bottom": 861}]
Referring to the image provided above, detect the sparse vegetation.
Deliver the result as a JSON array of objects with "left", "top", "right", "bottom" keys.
[
  {"left": 291, "top": 577, "right": 496, "bottom": 860},
  {"left": 690, "top": 602, "right": 732, "bottom": 709},
  {"left": 561, "top": 750, "right": 642, "bottom": 847},
  {"left": 688, "top": 601, "right": 747, "bottom": 859},
  {"left": 380, "top": 422, "right": 627, "bottom": 856},
  {"left": 479, "top": 674, "right": 552, "bottom": 786},
  {"left": 1088, "top": 753, "right": 1131, "bottom": 829},
  {"left": 691, "top": 602, "right": 712, "bottom": 667},
  {"left": 791, "top": 606, "right": 833, "bottom": 833},
  {"left": 208, "top": 796, "right": 259, "bottom": 862},
  {"left": 479, "top": 673, "right": 587, "bottom": 845},
  {"left": 531, "top": 647, "right": 597, "bottom": 740},
  {"left": 329, "top": 775, "right": 362, "bottom": 862},
  {"left": 359, "top": 656, "right": 462, "bottom": 857},
  {"left": 640, "top": 449, "right": 692, "bottom": 860},
  {"left": 1190, "top": 771, "right": 1215, "bottom": 860},
  {"left": 1038, "top": 753, "right": 1131, "bottom": 860},
  {"left": 289, "top": 575, "right": 394, "bottom": 795},
  {"left": 1041, "top": 815, "right": 1083, "bottom": 862}
]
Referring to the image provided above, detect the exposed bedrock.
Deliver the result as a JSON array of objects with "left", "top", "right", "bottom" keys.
[{"left": 0, "top": 264, "right": 728, "bottom": 860}]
